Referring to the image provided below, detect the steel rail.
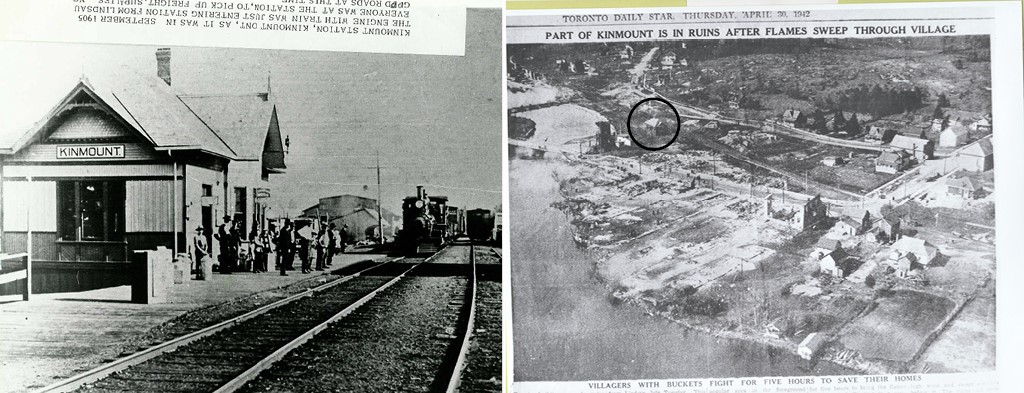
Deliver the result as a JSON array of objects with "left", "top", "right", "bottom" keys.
[
  {"left": 212, "top": 260, "right": 425, "bottom": 393},
  {"left": 35, "top": 257, "right": 405, "bottom": 393},
  {"left": 444, "top": 245, "right": 479, "bottom": 393}
]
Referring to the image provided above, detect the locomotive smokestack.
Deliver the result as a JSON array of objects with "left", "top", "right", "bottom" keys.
[{"left": 417, "top": 186, "right": 424, "bottom": 199}]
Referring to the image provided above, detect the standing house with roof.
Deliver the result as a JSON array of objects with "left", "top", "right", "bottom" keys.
[
  {"left": 888, "top": 134, "right": 934, "bottom": 161},
  {"left": 819, "top": 247, "right": 855, "bottom": 278},
  {"left": 946, "top": 176, "right": 983, "bottom": 199},
  {"left": 949, "top": 138, "right": 993, "bottom": 172},
  {"left": 798, "top": 332, "right": 827, "bottom": 360},
  {"left": 875, "top": 150, "right": 912, "bottom": 174},
  {"left": 939, "top": 123, "right": 969, "bottom": 147},
  {"left": 810, "top": 237, "right": 843, "bottom": 260},
  {"left": 971, "top": 118, "right": 991, "bottom": 132},
  {"left": 831, "top": 216, "right": 861, "bottom": 237},
  {"left": 781, "top": 109, "right": 806, "bottom": 128},
  {"left": 0, "top": 48, "right": 286, "bottom": 294},
  {"left": 889, "top": 236, "right": 938, "bottom": 271},
  {"left": 868, "top": 216, "right": 901, "bottom": 244}
]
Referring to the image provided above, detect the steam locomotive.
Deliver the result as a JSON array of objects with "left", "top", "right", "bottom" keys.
[
  {"left": 399, "top": 186, "right": 453, "bottom": 255},
  {"left": 399, "top": 186, "right": 500, "bottom": 255}
]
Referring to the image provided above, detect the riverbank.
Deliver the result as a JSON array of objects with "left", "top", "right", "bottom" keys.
[{"left": 510, "top": 155, "right": 854, "bottom": 381}]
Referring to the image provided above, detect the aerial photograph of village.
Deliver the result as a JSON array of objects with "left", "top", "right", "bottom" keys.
[{"left": 509, "top": 36, "right": 995, "bottom": 380}]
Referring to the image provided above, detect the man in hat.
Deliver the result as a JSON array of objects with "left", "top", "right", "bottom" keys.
[
  {"left": 339, "top": 224, "right": 350, "bottom": 254},
  {"left": 326, "top": 222, "right": 339, "bottom": 267},
  {"left": 253, "top": 227, "right": 270, "bottom": 273},
  {"left": 278, "top": 221, "right": 294, "bottom": 276},
  {"left": 269, "top": 223, "right": 280, "bottom": 270},
  {"left": 296, "top": 222, "right": 312, "bottom": 274},
  {"left": 314, "top": 224, "right": 328, "bottom": 272},
  {"left": 214, "top": 215, "right": 233, "bottom": 274},
  {"left": 190, "top": 226, "right": 208, "bottom": 280}
]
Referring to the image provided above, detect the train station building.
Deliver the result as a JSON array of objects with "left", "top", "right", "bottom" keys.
[{"left": 0, "top": 48, "right": 287, "bottom": 294}]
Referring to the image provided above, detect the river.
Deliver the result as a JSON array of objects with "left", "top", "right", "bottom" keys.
[{"left": 510, "top": 156, "right": 854, "bottom": 381}]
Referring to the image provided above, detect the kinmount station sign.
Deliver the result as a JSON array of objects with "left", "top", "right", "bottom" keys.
[{"left": 56, "top": 145, "right": 126, "bottom": 159}]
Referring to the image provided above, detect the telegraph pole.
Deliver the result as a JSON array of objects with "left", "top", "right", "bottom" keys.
[{"left": 376, "top": 150, "right": 383, "bottom": 245}]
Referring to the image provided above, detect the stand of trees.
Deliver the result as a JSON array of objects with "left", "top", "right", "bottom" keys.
[
  {"left": 509, "top": 116, "right": 537, "bottom": 140},
  {"left": 814, "top": 84, "right": 928, "bottom": 118}
]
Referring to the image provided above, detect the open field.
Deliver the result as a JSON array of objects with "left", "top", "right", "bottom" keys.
[
  {"left": 916, "top": 279, "right": 996, "bottom": 373},
  {"left": 839, "top": 290, "right": 955, "bottom": 363}
]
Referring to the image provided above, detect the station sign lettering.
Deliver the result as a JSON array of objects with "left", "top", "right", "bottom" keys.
[{"left": 56, "top": 145, "right": 125, "bottom": 159}]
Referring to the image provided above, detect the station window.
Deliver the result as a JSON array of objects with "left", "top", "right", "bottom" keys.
[{"left": 57, "top": 180, "right": 125, "bottom": 241}]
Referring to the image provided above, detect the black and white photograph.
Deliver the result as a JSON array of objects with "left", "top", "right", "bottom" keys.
[
  {"left": 509, "top": 30, "right": 998, "bottom": 381},
  {"left": 0, "top": 8, "right": 502, "bottom": 393}
]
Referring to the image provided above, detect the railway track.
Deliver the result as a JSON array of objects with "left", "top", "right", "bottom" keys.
[
  {"left": 457, "top": 245, "right": 502, "bottom": 393},
  {"left": 41, "top": 246, "right": 487, "bottom": 393},
  {"left": 238, "top": 245, "right": 482, "bottom": 393}
]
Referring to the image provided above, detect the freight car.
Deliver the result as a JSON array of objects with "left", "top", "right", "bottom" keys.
[
  {"left": 466, "top": 209, "right": 496, "bottom": 243},
  {"left": 399, "top": 186, "right": 450, "bottom": 255}
]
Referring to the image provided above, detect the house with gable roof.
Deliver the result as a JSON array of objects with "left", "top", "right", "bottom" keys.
[
  {"left": 946, "top": 175, "right": 983, "bottom": 199},
  {"left": 949, "top": 137, "right": 993, "bottom": 172},
  {"left": 888, "top": 134, "right": 934, "bottom": 161}
]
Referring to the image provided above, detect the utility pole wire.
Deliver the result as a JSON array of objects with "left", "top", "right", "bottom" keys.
[
  {"left": 294, "top": 181, "right": 501, "bottom": 194},
  {"left": 376, "top": 150, "right": 383, "bottom": 245}
]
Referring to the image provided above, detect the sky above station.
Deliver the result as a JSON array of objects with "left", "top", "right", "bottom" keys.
[{"left": 0, "top": 9, "right": 503, "bottom": 217}]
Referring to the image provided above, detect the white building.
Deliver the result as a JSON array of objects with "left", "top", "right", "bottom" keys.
[{"left": 938, "top": 124, "right": 968, "bottom": 147}]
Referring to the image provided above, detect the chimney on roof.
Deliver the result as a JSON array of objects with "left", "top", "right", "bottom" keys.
[{"left": 156, "top": 48, "right": 172, "bottom": 86}]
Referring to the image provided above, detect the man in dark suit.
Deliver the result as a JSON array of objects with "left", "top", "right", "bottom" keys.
[
  {"left": 278, "top": 221, "right": 294, "bottom": 276},
  {"left": 215, "top": 215, "right": 233, "bottom": 274}
]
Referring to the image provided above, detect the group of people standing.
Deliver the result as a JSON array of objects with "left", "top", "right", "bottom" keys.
[
  {"left": 190, "top": 216, "right": 347, "bottom": 278},
  {"left": 275, "top": 219, "right": 347, "bottom": 275}
]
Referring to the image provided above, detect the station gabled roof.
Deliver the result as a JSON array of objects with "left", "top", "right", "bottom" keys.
[
  {"left": 179, "top": 94, "right": 285, "bottom": 169},
  {"left": 0, "top": 68, "right": 237, "bottom": 159},
  {"left": 181, "top": 93, "right": 288, "bottom": 172}
]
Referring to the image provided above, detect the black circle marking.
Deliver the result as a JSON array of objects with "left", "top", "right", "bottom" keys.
[{"left": 626, "top": 97, "right": 681, "bottom": 152}]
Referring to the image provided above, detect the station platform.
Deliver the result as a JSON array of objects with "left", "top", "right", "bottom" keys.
[{"left": 0, "top": 252, "right": 386, "bottom": 393}]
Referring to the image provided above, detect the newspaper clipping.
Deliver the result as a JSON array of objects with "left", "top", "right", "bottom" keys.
[
  {"left": 0, "top": 0, "right": 467, "bottom": 55},
  {"left": 508, "top": 2, "right": 1021, "bottom": 393}
]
